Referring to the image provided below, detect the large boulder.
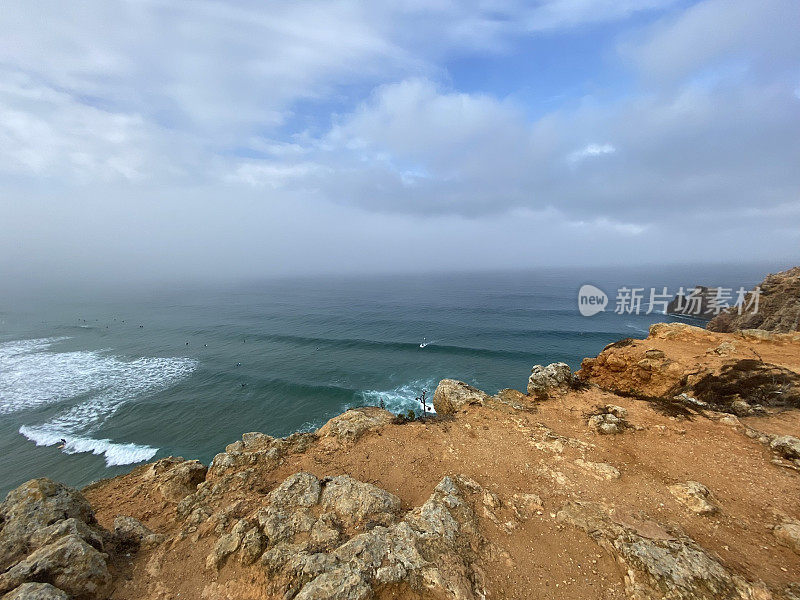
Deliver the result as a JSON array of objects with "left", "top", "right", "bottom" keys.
[
  {"left": 0, "top": 479, "right": 112, "bottom": 600},
  {"left": 0, "top": 479, "right": 102, "bottom": 571},
  {"left": 432, "top": 380, "right": 490, "bottom": 415},
  {"left": 0, "top": 535, "right": 111, "bottom": 600},
  {"left": 317, "top": 407, "right": 395, "bottom": 444},
  {"left": 527, "top": 363, "right": 572, "bottom": 398}
]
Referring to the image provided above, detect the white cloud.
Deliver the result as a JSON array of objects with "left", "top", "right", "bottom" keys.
[{"left": 568, "top": 143, "right": 616, "bottom": 164}]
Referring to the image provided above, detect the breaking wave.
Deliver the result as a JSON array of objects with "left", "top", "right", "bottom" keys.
[{"left": 0, "top": 337, "right": 197, "bottom": 466}]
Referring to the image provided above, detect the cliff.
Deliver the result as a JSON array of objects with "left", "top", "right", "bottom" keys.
[
  {"left": 2, "top": 324, "right": 800, "bottom": 600},
  {"left": 708, "top": 267, "right": 800, "bottom": 333}
]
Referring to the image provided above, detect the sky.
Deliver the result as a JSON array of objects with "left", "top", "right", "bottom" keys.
[{"left": 1, "top": 0, "right": 799, "bottom": 285}]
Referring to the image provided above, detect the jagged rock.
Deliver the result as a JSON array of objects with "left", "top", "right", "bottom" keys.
[
  {"left": 774, "top": 519, "right": 800, "bottom": 555},
  {"left": 317, "top": 407, "right": 395, "bottom": 444},
  {"left": 432, "top": 380, "right": 490, "bottom": 415},
  {"left": 668, "top": 481, "right": 719, "bottom": 515},
  {"left": 708, "top": 266, "right": 800, "bottom": 333},
  {"left": 208, "top": 431, "right": 316, "bottom": 482},
  {"left": 770, "top": 435, "right": 800, "bottom": 460},
  {"left": 0, "top": 535, "right": 111, "bottom": 600},
  {"left": 557, "top": 501, "right": 767, "bottom": 600},
  {"left": 2, "top": 583, "right": 69, "bottom": 599},
  {"left": 0, "top": 479, "right": 99, "bottom": 571},
  {"left": 112, "top": 516, "right": 164, "bottom": 551},
  {"left": 527, "top": 363, "right": 572, "bottom": 398},
  {"left": 248, "top": 473, "right": 484, "bottom": 599},
  {"left": 142, "top": 457, "right": 207, "bottom": 502},
  {"left": 574, "top": 459, "right": 621, "bottom": 481}
]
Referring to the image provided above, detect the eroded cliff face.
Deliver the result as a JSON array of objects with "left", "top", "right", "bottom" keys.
[
  {"left": 2, "top": 324, "right": 800, "bottom": 600},
  {"left": 707, "top": 267, "right": 800, "bottom": 333}
]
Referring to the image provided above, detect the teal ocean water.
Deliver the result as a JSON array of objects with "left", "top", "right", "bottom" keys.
[{"left": 0, "top": 266, "right": 769, "bottom": 495}]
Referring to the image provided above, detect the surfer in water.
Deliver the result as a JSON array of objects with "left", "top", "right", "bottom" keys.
[{"left": 57, "top": 438, "right": 67, "bottom": 449}]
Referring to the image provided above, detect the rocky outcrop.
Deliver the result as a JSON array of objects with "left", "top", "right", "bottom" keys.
[
  {"left": 141, "top": 456, "right": 207, "bottom": 503},
  {"left": 708, "top": 267, "right": 800, "bottom": 333},
  {"left": 527, "top": 362, "right": 572, "bottom": 398},
  {"left": 0, "top": 479, "right": 112, "bottom": 600},
  {"left": 317, "top": 407, "right": 395, "bottom": 445},
  {"left": 578, "top": 322, "right": 800, "bottom": 414},
  {"left": 205, "top": 471, "right": 486, "bottom": 599},
  {"left": 557, "top": 501, "right": 770, "bottom": 599},
  {"left": 432, "top": 379, "right": 491, "bottom": 414}
]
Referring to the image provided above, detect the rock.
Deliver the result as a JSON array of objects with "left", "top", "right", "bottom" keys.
[
  {"left": 774, "top": 519, "right": 800, "bottom": 555},
  {"left": 252, "top": 473, "right": 484, "bottom": 599},
  {"left": 510, "top": 494, "right": 543, "bottom": 520},
  {"left": 731, "top": 399, "right": 754, "bottom": 417},
  {"left": 0, "top": 535, "right": 111, "bottom": 600},
  {"left": 604, "top": 405, "right": 628, "bottom": 419},
  {"left": 587, "top": 408, "right": 628, "bottom": 435},
  {"left": 708, "top": 266, "right": 800, "bottom": 333},
  {"left": 0, "top": 478, "right": 99, "bottom": 571},
  {"left": 666, "top": 286, "right": 721, "bottom": 321},
  {"left": 557, "top": 501, "right": 764, "bottom": 600},
  {"left": 673, "top": 393, "right": 710, "bottom": 409},
  {"left": 294, "top": 567, "right": 371, "bottom": 600},
  {"left": 709, "top": 341, "right": 736, "bottom": 356},
  {"left": 29, "top": 518, "right": 104, "bottom": 553},
  {"left": 319, "top": 475, "right": 401, "bottom": 529},
  {"left": 668, "top": 481, "right": 719, "bottom": 515},
  {"left": 142, "top": 457, "right": 207, "bottom": 502},
  {"left": 432, "top": 379, "right": 491, "bottom": 414},
  {"left": 574, "top": 459, "right": 621, "bottom": 480},
  {"left": 527, "top": 363, "right": 572, "bottom": 398},
  {"left": 206, "top": 519, "right": 249, "bottom": 570},
  {"left": 2, "top": 583, "right": 69, "bottom": 599},
  {"left": 644, "top": 348, "right": 666, "bottom": 359},
  {"left": 770, "top": 435, "right": 800, "bottom": 460},
  {"left": 317, "top": 407, "right": 395, "bottom": 444},
  {"left": 112, "top": 516, "right": 164, "bottom": 551}
]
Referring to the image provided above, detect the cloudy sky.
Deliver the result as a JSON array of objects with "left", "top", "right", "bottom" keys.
[{"left": 2, "top": 0, "right": 799, "bottom": 283}]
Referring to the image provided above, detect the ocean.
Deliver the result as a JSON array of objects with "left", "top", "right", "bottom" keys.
[{"left": 0, "top": 265, "right": 771, "bottom": 495}]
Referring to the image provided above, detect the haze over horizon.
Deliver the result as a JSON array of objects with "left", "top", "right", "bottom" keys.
[{"left": 2, "top": 0, "right": 799, "bottom": 285}]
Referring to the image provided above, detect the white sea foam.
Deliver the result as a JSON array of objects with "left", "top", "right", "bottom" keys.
[
  {"left": 19, "top": 425, "right": 158, "bottom": 466},
  {"left": 1, "top": 337, "right": 197, "bottom": 466},
  {"left": 359, "top": 379, "right": 438, "bottom": 415}
]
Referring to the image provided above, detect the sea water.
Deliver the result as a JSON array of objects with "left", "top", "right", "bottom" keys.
[{"left": 0, "top": 265, "right": 771, "bottom": 495}]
